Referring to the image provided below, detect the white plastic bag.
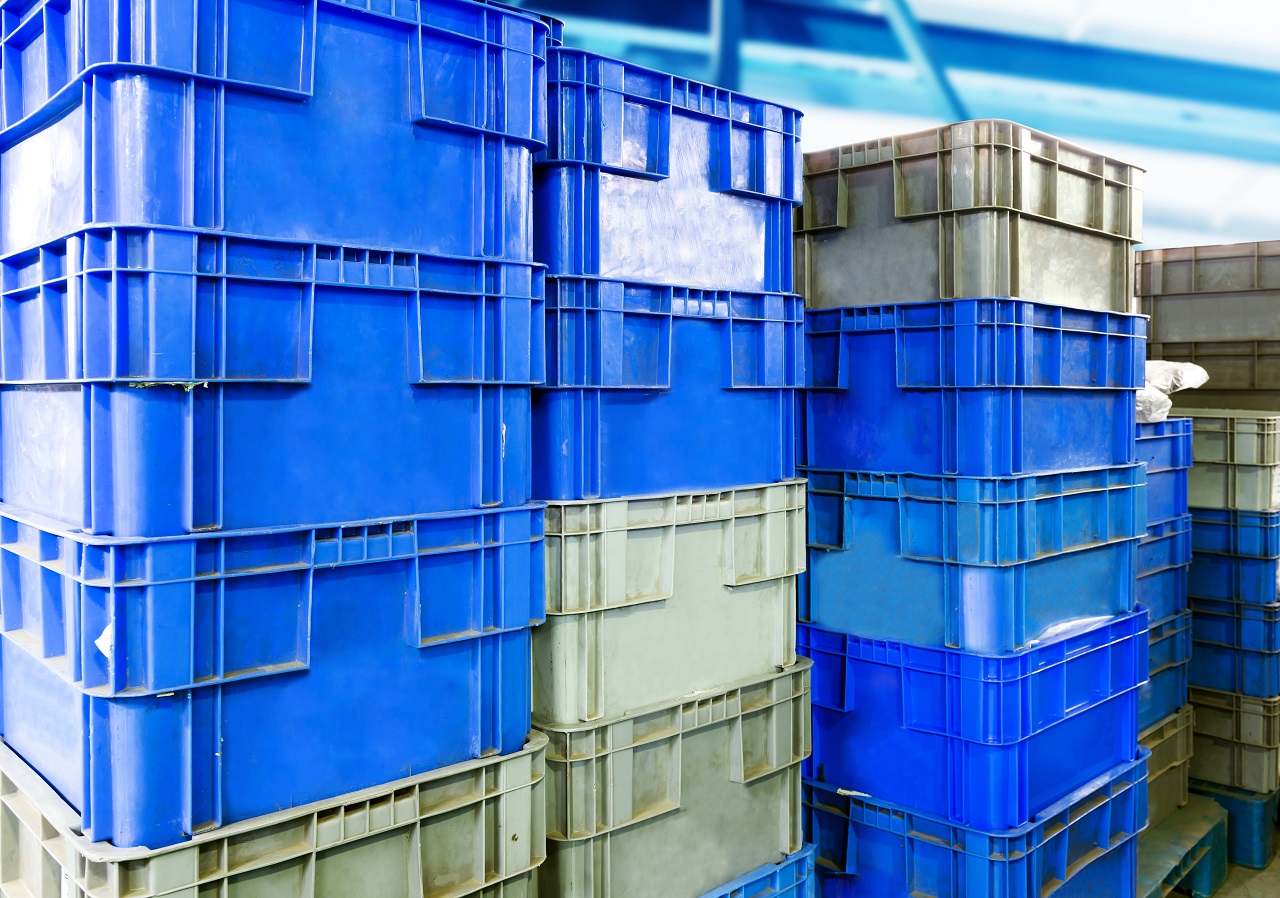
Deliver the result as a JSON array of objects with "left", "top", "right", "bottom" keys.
[
  {"left": 1145, "top": 360, "right": 1209, "bottom": 395},
  {"left": 1136, "top": 386, "right": 1173, "bottom": 424}
]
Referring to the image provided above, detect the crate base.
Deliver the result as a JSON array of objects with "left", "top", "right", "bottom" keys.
[
  {"left": 1190, "top": 779, "right": 1280, "bottom": 869},
  {"left": 1137, "top": 796, "right": 1228, "bottom": 898},
  {"left": 699, "top": 845, "right": 816, "bottom": 898}
]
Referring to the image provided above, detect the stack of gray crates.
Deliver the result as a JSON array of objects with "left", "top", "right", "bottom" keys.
[{"left": 526, "top": 43, "right": 818, "bottom": 898}]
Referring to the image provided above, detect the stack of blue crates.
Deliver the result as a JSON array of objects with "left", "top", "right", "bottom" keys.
[
  {"left": 528, "top": 46, "right": 816, "bottom": 897},
  {"left": 0, "top": 0, "right": 551, "bottom": 869},
  {"left": 796, "top": 124, "right": 1153, "bottom": 898},
  {"left": 1135, "top": 419, "right": 1195, "bottom": 831}
]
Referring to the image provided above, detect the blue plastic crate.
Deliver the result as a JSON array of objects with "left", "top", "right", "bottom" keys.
[
  {"left": 805, "top": 751, "right": 1148, "bottom": 898},
  {"left": 0, "top": 228, "right": 540, "bottom": 535},
  {"left": 1, "top": 0, "right": 548, "bottom": 257},
  {"left": 1138, "top": 418, "right": 1193, "bottom": 524},
  {"left": 699, "top": 845, "right": 816, "bottom": 898},
  {"left": 0, "top": 501, "right": 544, "bottom": 849},
  {"left": 1136, "top": 796, "right": 1228, "bottom": 898},
  {"left": 801, "top": 465, "right": 1144, "bottom": 652},
  {"left": 1189, "top": 779, "right": 1280, "bottom": 869},
  {"left": 799, "top": 610, "right": 1146, "bottom": 830},
  {"left": 1190, "top": 598, "right": 1280, "bottom": 697},
  {"left": 532, "top": 278, "right": 801, "bottom": 500},
  {"left": 1192, "top": 508, "right": 1280, "bottom": 558},
  {"left": 1139, "top": 611, "right": 1192, "bottom": 731},
  {"left": 1138, "top": 564, "right": 1189, "bottom": 625},
  {"left": 1190, "top": 550, "right": 1279, "bottom": 605},
  {"left": 803, "top": 301, "right": 1145, "bottom": 477},
  {"left": 1138, "top": 516, "right": 1190, "bottom": 622},
  {"left": 534, "top": 48, "right": 801, "bottom": 291}
]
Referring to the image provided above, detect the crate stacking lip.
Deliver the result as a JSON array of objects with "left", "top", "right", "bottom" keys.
[
  {"left": 1190, "top": 597, "right": 1280, "bottom": 698},
  {"left": 1, "top": 0, "right": 550, "bottom": 259},
  {"left": 536, "top": 481, "right": 805, "bottom": 726},
  {"left": 1138, "top": 515, "right": 1191, "bottom": 623},
  {"left": 1141, "top": 705, "right": 1194, "bottom": 831},
  {"left": 804, "top": 750, "right": 1149, "bottom": 898},
  {"left": 535, "top": 47, "right": 801, "bottom": 293},
  {"left": 804, "top": 299, "right": 1145, "bottom": 478},
  {"left": 0, "top": 501, "right": 544, "bottom": 849},
  {"left": 799, "top": 610, "right": 1147, "bottom": 831},
  {"left": 801, "top": 464, "right": 1145, "bottom": 653},
  {"left": 533, "top": 277, "right": 801, "bottom": 501},
  {"left": 0, "top": 730, "right": 549, "bottom": 898},
  {"left": 795, "top": 119, "right": 1144, "bottom": 314},
  {"left": 0, "top": 227, "right": 542, "bottom": 536},
  {"left": 1139, "top": 611, "right": 1192, "bottom": 732},
  {"left": 1179, "top": 408, "right": 1280, "bottom": 512},
  {"left": 1138, "top": 418, "right": 1193, "bottom": 524},
  {"left": 538, "top": 662, "right": 810, "bottom": 898},
  {"left": 1189, "top": 687, "right": 1280, "bottom": 795},
  {"left": 1189, "top": 778, "right": 1280, "bottom": 870},
  {"left": 698, "top": 845, "right": 816, "bottom": 898}
]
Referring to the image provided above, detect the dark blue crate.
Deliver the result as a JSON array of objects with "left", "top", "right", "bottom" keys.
[
  {"left": 1190, "top": 551, "right": 1279, "bottom": 605},
  {"left": 0, "top": 228, "right": 540, "bottom": 535},
  {"left": 1, "top": 1, "right": 548, "bottom": 257},
  {"left": 799, "top": 611, "right": 1146, "bottom": 830},
  {"left": 533, "top": 278, "right": 801, "bottom": 500},
  {"left": 534, "top": 49, "right": 801, "bottom": 292},
  {"left": 700, "top": 845, "right": 815, "bottom": 898},
  {"left": 1138, "top": 564, "right": 1189, "bottom": 624},
  {"left": 1139, "top": 611, "right": 1192, "bottom": 731},
  {"left": 803, "top": 301, "right": 1145, "bottom": 477},
  {"left": 801, "top": 465, "right": 1144, "bottom": 652},
  {"left": 1140, "top": 515, "right": 1192, "bottom": 577},
  {"left": 1192, "top": 508, "right": 1280, "bottom": 558},
  {"left": 805, "top": 751, "right": 1147, "bottom": 898},
  {"left": 1138, "top": 419, "right": 1192, "bottom": 524},
  {"left": 1189, "top": 779, "right": 1280, "bottom": 869},
  {"left": 1190, "top": 598, "right": 1280, "bottom": 697},
  {"left": 0, "top": 501, "right": 544, "bottom": 849}
]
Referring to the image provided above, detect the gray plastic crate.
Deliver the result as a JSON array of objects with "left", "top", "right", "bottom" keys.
[
  {"left": 0, "top": 732, "right": 548, "bottom": 898},
  {"left": 1179, "top": 409, "right": 1280, "bottom": 511},
  {"left": 1151, "top": 342, "right": 1280, "bottom": 394},
  {"left": 537, "top": 481, "right": 805, "bottom": 725},
  {"left": 1189, "top": 687, "right": 1280, "bottom": 793},
  {"left": 539, "top": 661, "right": 809, "bottom": 897},
  {"left": 796, "top": 119, "right": 1142, "bottom": 312},
  {"left": 1173, "top": 389, "right": 1280, "bottom": 412},
  {"left": 1141, "top": 705, "right": 1194, "bottom": 830},
  {"left": 1139, "top": 242, "right": 1280, "bottom": 344}
]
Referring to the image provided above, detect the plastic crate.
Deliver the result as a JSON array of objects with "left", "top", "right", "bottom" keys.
[
  {"left": 1189, "top": 779, "right": 1280, "bottom": 869},
  {"left": 1137, "top": 419, "right": 1192, "bottom": 524},
  {"left": 803, "top": 300, "right": 1144, "bottom": 477},
  {"left": 1192, "top": 508, "right": 1280, "bottom": 557},
  {"left": 1139, "top": 611, "right": 1192, "bottom": 732},
  {"left": 1151, "top": 341, "right": 1280, "bottom": 394},
  {"left": 699, "top": 845, "right": 816, "bottom": 898},
  {"left": 1190, "top": 597, "right": 1280, "bottom": 697},
  {"left": 1, "top": 0, "right": 548, "bottom": 258},
  {"left": 0, "top": 730, "right": 547, "bottom": 898},
  {"left": 795, "top": 120, "right": 1143, "bottom": 313},
  {"left": 1135, "top": 796, "right": 1228, "bottom": 898},
  {"left": 0, "top": 502, "right": 544, "bottom": 849},
  {"left": 533, "top": 278, "right": 801, "bottom": 500},
  {"left": 799, "top": 610, "right": 1146, "bottom": 830},
  {"left": 536, "top": 481, "right": 805, "bottom": 725},
  {"left": 1189, "top": 687, "right": 1280, "bottom": 794},
  {"left": 539, "top": 662, "right": 809, "bottom": 898},
  {"left": 1190, "top": 551, "right": 1279, "bottom": 605},
  {"left": 1141, "top": 706, "right": 1193, "bottom": 830},
  {"left": 801, "top": 465, "right": 1144, "bottom": 652},
  {"left": 805, "top": 751, "right": 1148, "bottom": 898},
  {"left": 0, "top": 228, "right": 541, "bottom": 535},
  {"left": 535, "top": 49, "right": 801, "bottom": 292},
  {"left": 1137, "top": 242, "right": 1280, "bottom": 343},
  {"left": 1179, "top": 408, "right": 1280, "bottom": 512},
  {"left": 1138, "top": 515, "right": 1191, "bottom": 619}
]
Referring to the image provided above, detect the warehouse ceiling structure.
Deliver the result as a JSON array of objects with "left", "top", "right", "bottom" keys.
[{"left": 514, "top": 0, "right": 1280, "bottom": 248}]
